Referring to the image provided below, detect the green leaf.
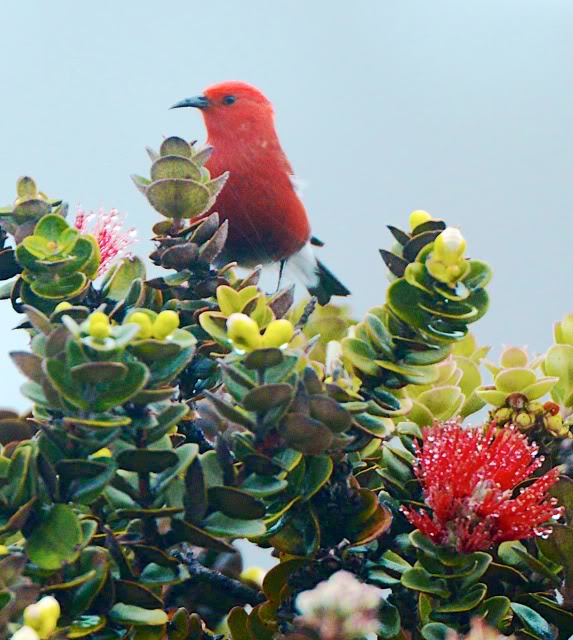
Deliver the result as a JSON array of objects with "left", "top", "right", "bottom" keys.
[
  {"left": 17, "top": 176, "right": 38, "bottom": 198},
  {"left": 510, "top": 603, "right": 554, "bottom": 640},
  {"left": 242, "top": 474, "right": 288, "bottom": 498},
  {"left": 203, "top": 511, "right": 266, "bottom": 539},
  {"left": 67, "top": 615, "right": 107, "bottom": 638},
  {"left": 34, "top": 213, "right": 70, "bottom": 241},
  {"left": 308, "top": 396, "right": 352, "bottom": 432},
  {"left": 151, "top": 155, "right": 202, "bottom": 181},
  {"left": 31, "top": 272, "right": 88, "bottom": 299},
  {"left": 140, "top": 563, "right": 187, "bottom": 586},
  {"left": 227, "top": 607, "right": 250, "bottom": 640},
  {"left": 267, "top": 510, "right": 320, "bottom": 556},
  {"left": 299, "top": 455, "right": 333, "bottom": 500},
  {"left": 262, "top": 559, "right": 309, "bottom": 603},
  {"left": 401, "top": 567, "right": 450, "bottom": 598},
  {"left": 341, "top": 337, "right": 380, "bottom": 376},
  {"left": 116, "top": 449, "right": 178, "bottom": 473},
  {"left": 281, "top": 413, "right": 334, "bottom": 455},
  {"left": 26, "top": 503, "right": 82, "bottom": 570},
  {"left": 67, "top": 547, "right": 110, "bottom": 616},
  {"left": 59, "top": 459, "right": 118, "bottom": 505},
  {"left": 101, "top": 257, "right": 146, "bottom": 302},
  {"left": 168, "top": 518, "right": 234, "bottom": 553},
  {"left": 154, "top": 444, "right": 199, "bottom": 494},
  {"left": 434, "top": 583, "right": 487, "bottom": 612},
  {"left": 22, "top": 236, "right": 51, "bottom": 258},
  {"left": 243, "top": 348, "right": 285, "bottom": 370},
  {"left": 459, "top": 552, "right": 492, "bottom": 588},
  {"left": 205, "top": 391, "right": 256, "bottom": 428},
  {"left": 504, "top": 543, "right": 561, "bottom": 586},
  {"left": 109, "top": 603, "right": 168, "bottom": 626},
  {"left": 475, "top": 596, "right": 512, "bottom": 629},
  {"left": 378, "top": 549, "right": 413, "bottom": 574},
  {"left": 208, "top": 486, "right": 266, "bottom": 519},
  {"left": 421, "top": 623, "right": 454, "bottom": 640},
  {"left": 92, "top": 362, "right": 149, "bottom": 412},
  {"left": 147, "top": 404, "right": 189, "bottom": 443},
  {"left": 243, "top": 383, "right": 293, "bottom": 412},
  {"left": 527, "top": 595, "right": 573, "bottom": 639},
  {"left": 71, "top": 362, "right": 128, "bottom": 384},
  {"left": 146, "top": 179, "right": 211, "bottom": 219},
  {"left": 2, "top": 443, "right": 35, "bottom": 509},
  {"left": 160, "top": 136, "right": 192, "bottom": 157},
  {"left": 44, "top": 358, "right": 88, "bottom": 410},
  {"left": 464, "top": 259, "right": 493, "bottom": 290},
  {"left": 378, "top": 599, "right": 401, "bottom": 639}
]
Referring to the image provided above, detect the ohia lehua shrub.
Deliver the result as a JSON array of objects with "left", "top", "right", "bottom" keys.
[{"left": 0, "top": 140, "right": 571, "bottom": 640}]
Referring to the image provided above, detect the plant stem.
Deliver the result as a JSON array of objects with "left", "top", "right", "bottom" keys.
[{"left": 172, "top": 545, "right": 264, "bottom": 607}]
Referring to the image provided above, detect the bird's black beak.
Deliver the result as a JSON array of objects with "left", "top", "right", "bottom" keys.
[{"left": 169, "top": 95, "right": 210, "bottom": 110}]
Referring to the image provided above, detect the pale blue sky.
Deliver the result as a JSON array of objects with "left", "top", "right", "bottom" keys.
[{"left": 1, "top": 0, "right": 573, "bottom": 414}]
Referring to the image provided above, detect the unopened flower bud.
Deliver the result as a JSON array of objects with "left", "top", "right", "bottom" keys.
[
  {"left": 240, "top": 566, "right": 266, "bottom": 587},
  {"left": 559, "top": 314, "right": 573, "bottom": 345},
  {"left": 446, "top": 263, "right": 462, "bottom": 279},
  {"left": 544, "top": 401, "right": 561, "bottom": 416},
  {"left": 494, "top": 407, "right": 512, "bottom": 423},
  {"left": 262, "top": 319, "right": 294, "bottom": 349},
  {"left": 515, "top": 412, "right": 534, "bottom": 429},
  {"left": 500, "top": 346, "right": 529, "bottom": 369},
  {"left": 227, "top": 313, "right": 261, "bottom": 352},
  {"left": 90, "top": 323, "right": 110, "bottom": 340},
  {"left": 545, "top": 412, "right": 567, "bottom": 436},
  {"left": 126, "top": 312, "right": 153, "bottom": 339},
  {"left": 88, "top": 312, "right": 111, "bottom": 340},
  {"left": 426, "top": 260, "right": 448, "bottom": 282},
  {"left": 529, "top": 402, "right": 544, "bottom": 415},
  {"left": 24, "top": 596, "right": 61, "bottom": 639},
  {"left": 433, "top": 227, "right": 466, "bottom": 265},
  {"left": 152, "top": 310, "right": 180, "bottom": 339},
  {"left": 409, "top": 210, "right": 432, "bottom": 231},
  {"left": 11, "top": 627, "right": 40, "bottom": 640},
  {"left": 88, "top": 311, "right": 109, "bottom": 327}
]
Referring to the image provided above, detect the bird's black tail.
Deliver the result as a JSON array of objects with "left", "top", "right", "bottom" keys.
[{"left": 308, "top": 260, "right": 351, "bottom": 305}]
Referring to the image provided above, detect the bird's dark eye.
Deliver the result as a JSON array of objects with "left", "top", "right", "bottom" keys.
[{"left": 222, "top": 95, "right": 236, "bottom": 105}]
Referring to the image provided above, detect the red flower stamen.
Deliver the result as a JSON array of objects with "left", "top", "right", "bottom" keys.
[{"left": 402, "top": 421, "right": 563, "bottom": 552}]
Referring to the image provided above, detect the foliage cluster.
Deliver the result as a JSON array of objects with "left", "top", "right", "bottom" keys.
[{"left": 0, "top": 138, "right": 573, "bottom": 640}]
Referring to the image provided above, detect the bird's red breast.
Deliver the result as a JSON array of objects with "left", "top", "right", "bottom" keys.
[{"left": 198, "top": 82, "right": 311, "bottom": 267}]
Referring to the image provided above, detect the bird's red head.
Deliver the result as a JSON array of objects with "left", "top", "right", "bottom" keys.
[{"left": 171, "top": 81, "right": 275, "bottom": 138}]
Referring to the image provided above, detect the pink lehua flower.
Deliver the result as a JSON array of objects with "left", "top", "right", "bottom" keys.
[
  {"left": 295, "top": 571, "right": 382, "bottom": 640},
  {"left": 74, "top": 207, "right": 136, "bottom": 276},
  {"left": 402, "top": 421, "right": 563, "bottom": 553},
  {"left": 447, "top": 618, "right": 515, "bottom": 640}
]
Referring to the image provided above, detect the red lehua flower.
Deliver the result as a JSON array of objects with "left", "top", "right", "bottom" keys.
[
  {"left": 402, "top": 421, "right": 562, "bottom": 553},
  {"left": 74, "top": 208, "right": 136, "bottom": 276}
]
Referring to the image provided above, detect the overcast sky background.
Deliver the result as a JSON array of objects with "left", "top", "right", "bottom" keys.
[
  {"left": 1, "top": 0, "right": 572, "bottom": 568},
  {"left": 1, "top": 3, "right": 572, "bottom": 412}
]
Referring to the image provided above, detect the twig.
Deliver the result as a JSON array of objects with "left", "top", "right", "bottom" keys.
[{"left": 172, "top": 545, "right": 264, "bottom": 606}]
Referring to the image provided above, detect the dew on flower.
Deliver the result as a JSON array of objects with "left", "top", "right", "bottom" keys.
[{"left": 402, "top": 420, "right": 563, "bottom": 553}]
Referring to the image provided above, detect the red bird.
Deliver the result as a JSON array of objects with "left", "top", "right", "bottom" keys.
[{"left": 170, "top": 81, "right": 350, "bottom": 305}]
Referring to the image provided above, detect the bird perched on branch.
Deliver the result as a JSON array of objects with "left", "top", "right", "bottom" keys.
[{"left": 170, "top": 81, "right": 350, "bottom": 305}]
